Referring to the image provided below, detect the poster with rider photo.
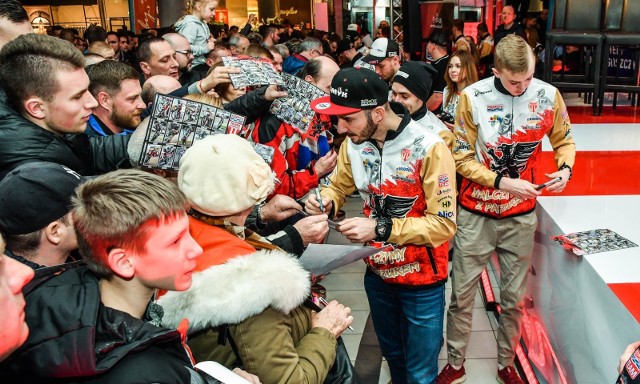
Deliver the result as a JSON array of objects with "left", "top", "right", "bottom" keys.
[
  {"left": 139, "top": 94, "right": 247, "bottom": 170},
  {"left": 222, "top": 56, "right": 284, "bottom": 88},
  {"left": 552, "top": 228, "right": 638, "bottom": 256},
  {"left": 270, "top": 73, "right": 327, "bottom": 133}
]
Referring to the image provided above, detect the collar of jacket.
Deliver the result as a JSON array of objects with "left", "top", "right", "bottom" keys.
[
  {"left": 1, "top": 266, "right": 183, "bottom": 378},
  {"left": 493, "top": 76, "right": 529, "bottom": 97},
  {"left": 380, "top": 101, "right": 412, "bottom": 142},
  {"left": 158, "top": 241, "right": 311, "bottom": 332},
  {"left": 411, "top": 104, "right": 428, "bottom": 121}
]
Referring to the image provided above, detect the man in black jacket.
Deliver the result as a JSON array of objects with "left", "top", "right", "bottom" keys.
[{"left": 0, "top": 33, "right": 131, "bottom": 179}]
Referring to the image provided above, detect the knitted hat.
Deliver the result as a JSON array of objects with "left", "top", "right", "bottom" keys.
[
  {"left": 392, "top": 61, "right": 438, "bottom": 102},
  {"left": 178, "top": 135, "right": 275, "bottom": 216}
]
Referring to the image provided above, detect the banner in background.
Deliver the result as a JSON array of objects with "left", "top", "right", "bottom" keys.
[{"left": 133, "top": 0, "right": 157, "bottom": 33}]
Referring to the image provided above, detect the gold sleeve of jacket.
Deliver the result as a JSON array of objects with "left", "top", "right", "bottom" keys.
[
  {"left": 321, "top": 139, "right": 356, "bottom": 217},
  {"left": 453, "top": 91, "right": 499, "bottom": 187},
  {"left": 388, "top": 142, "right": 457, "bottom": 247},
  {"left": 548, "top": 90, "right": 576, "bottom": 169},
  {"left": 439, "top": 129, "right": 455, "bottom": 153}
]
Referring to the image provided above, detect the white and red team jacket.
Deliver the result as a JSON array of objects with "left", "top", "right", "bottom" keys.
[
  {"left": 454, "top": 77, "right": 576, "bottom": 219},
  {"left": 321, "top": 104, "right": 457, "bottom": 286}
]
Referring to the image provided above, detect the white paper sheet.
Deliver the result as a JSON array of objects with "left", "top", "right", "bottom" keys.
[
  {"left": 298, "top": 244, "right": 388, "bottom": 275},
  {"left": 195, "top": 361, "right": 252, "bottom": 384}
]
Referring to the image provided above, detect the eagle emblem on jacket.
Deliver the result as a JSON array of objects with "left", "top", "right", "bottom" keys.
[
  {"left": 487, "top": 141, "right": 539, "bottom": 178},
  {"left": 368, "top": 193, "right": 418, "bottom": 218}
]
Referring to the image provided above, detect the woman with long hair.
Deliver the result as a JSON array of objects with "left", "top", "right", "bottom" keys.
[{"left": 441, "top": 50, "right": 479, "bottom": 129}]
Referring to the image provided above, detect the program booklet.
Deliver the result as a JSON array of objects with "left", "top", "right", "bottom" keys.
[
  {"left": 270, "top": 72, "right": 327, "bottom": 133},
  {"left": 139, "top": 94, "right": 249, "bottom": 170},
  {"left": 222, "top": 56, "right": 284, "bottom": 88}
]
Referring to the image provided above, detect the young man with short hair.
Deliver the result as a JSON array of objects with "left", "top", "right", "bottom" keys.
[
  {"left": 0, "top": 170, "right": 215, "bottom": 383},
  {"left": 437, "top": 35, "right": 575, "bottom": 384},
  {"left": 0, "top": 34, "right": 130, "bottom": 178}
]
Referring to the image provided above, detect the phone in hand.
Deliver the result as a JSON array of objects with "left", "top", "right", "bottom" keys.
[{"left": 535, "top": 176, "right": 562, "bottom": 191}]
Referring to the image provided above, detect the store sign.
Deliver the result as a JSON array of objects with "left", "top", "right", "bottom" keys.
[
  {"left": 134, "top": 0, "right": 157, "bottom": 33},
  {"left": 278, "top": 0, "right": 311, "bottom": 25}
]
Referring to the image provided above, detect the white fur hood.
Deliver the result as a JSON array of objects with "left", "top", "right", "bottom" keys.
[{"left": 158, "top": 249, "right": 311, "bottom": 332}]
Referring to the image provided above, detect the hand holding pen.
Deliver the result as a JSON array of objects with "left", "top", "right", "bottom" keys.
[
  {"left": 305, "top": 187, "right": 332, "bottom": 216},
  {"left": 311, "top": 296, "right": 355, "bottom": 335}
]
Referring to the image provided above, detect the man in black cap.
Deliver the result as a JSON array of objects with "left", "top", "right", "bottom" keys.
[
  {"left": 391, "top": 61, "right": 454, "bottom": 150},
  {"left": 336, "top": 38, "right": 361, "bottom": 68},
  {"left": 426, "top": 29, "right": 450, "bottom": 114},
  {"left": 360, "top": 37, "right": 401, "bottom": 83},
  {"left": 0, "top": 162, "right": 84, "bottom": 269},
  {"left": 306, "top": 67, "right": 457, "bottom": 384}
]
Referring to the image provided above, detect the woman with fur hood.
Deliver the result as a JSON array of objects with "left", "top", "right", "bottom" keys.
[{"left": 159, "top": 134, "right": 353, "bottom": 383}]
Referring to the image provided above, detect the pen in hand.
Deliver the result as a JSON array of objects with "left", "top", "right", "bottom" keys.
[
  {"left": 317, "top": 296, "right": 355, "bottom": 331},
  {"left": 315, "top": 187, "right": 325, "bottom": 213}
]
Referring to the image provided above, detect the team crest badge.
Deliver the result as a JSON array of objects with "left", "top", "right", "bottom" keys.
[
  {"left": 529, "top": 101, "right": 538, "bottom": 113},
  {"left": 401, "top": 148, "right": 411, "bottom": 161}
]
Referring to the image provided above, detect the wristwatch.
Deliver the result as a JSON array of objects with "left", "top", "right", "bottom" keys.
[
  {"left": 374, "top": 217, "right": 392, "bottom": 242},
  {"left": 559, "top": 164, "right": 573, "bottom": 180}
]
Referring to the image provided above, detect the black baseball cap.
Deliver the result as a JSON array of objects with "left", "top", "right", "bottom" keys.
[
  {"left": 362, "top": 38, "right": 400, "bottom": 65},
  {"left": 336, "top": 38, "right": 354, "bottom": 56},
  {"left": 310, "top": 67, "right": 389, "bottom": 115},
  {"left": 0, "top": 162, "right": 87, "bottom": 235},
  {"left": 428, "top": 29, "right": 449, "bottom": 47}
]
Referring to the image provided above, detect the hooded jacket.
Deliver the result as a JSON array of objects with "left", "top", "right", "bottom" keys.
[
  {"left": 175, "top": 15, "right": 212, "bottom": 67},
  {"left": 0, "top": 266, "right": 204, "bottom": 383},
  {"left": 159, "top": 218, "right": 338, "bottom": 384},
  {"left": 0, "top": 88, "right": 130, "bottom": 179}
]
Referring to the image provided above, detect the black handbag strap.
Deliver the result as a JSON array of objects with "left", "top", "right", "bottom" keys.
[{"left": 217, "top": 324, "right": 243, "bottom": 369}]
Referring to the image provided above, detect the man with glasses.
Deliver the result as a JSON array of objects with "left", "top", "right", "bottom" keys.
[
  {"left": 282, "top": 37, "right": 323, "bottom": 75},
  {"left": 163, "top": 33, "right": 195, "bottom": 85}
]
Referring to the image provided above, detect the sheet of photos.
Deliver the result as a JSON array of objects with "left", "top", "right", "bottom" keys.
[
  {"left": 270, "top": 73, "right": 327, "bottom": 133},
  {"left": 551, "top": 228, "right": 638, "bottom": 256},
  {"left": 222, "top": 56, "right": 284, "bottom": 88},
  {"left": 139, "top": 94, "right": 247, "bottom": 170}
]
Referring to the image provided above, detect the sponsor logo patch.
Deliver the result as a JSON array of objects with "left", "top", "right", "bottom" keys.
[
  {"left": 487, "top": 104, "right": 503, "bottom": 112},
  {"left": 438, "top": 174, "right": 450, "bottom": 187},
  {"left": 438, "top": 211, "right": 454, "bottom": 218},
  {"left": 314, "top": 102, "right": 330, "bottom": 110},
  {"left": 331, "top": 87, "right": 348, "bottom": 98}
]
